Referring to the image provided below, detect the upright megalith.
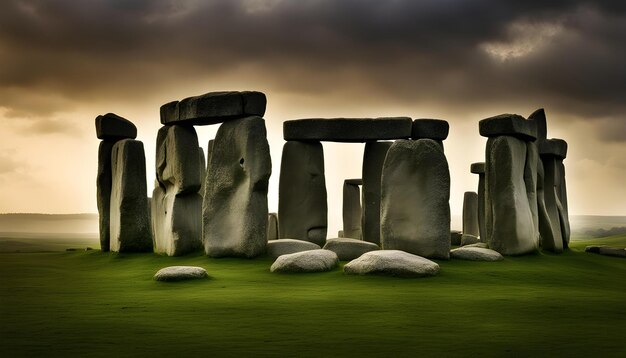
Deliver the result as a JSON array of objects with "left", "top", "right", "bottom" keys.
[
  {"left": 95, "top": 113, "right": 137, "bottom": 252},
  {"left": 480, "top": 114, "right": 538, "bottom": 255},
  {"left": 152, "top": 125, "right": 203, "bottom": 256},
  {"left": 462, "top": 191, "right": 479, "bottom": 237},
  {"left": 203, "top": 116, "right": 271, "bottom": 258},
  {"left": 470, "top": 162, "right": 486, "bottom": 241},
  {"left": 381, "top": 139, "right": 451, "bottom": 259},
  {"left": 343, "top": 179, "right": 363, "bottom": 240},
  {"left": 267, "top": 213, "right": 279, "bottom": 240},
  {"left": 361, "top": 141, "right": 392, "bottom": 245},
  {"left": 109, "top": 139, "right": 152, "bottom": 252},
  {"left": 278, "top": 141, "right": 327, "bottom": 246}
]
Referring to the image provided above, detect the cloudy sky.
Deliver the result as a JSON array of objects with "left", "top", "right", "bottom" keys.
[{"left": 0, "top": 0, "right": 625, "bottom": 233}]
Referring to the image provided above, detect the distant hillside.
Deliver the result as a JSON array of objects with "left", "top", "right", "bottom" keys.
[{"left": 0, "top": 213, "right": 98, "bottom": 236}]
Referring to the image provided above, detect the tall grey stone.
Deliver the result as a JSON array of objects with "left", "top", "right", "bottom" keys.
[
  {"left": 109, "top": 139, "right": 152, "bottom": 252},
  {"left": 381, "top": 139, "right": 451, "bottom": 259},
  {"left": 539, "top": 139, "right": 569, "bottom": 250},
  {"left": 199, "top": 147, "right": 206, "bottom": 199},
  {"left": 528, "top": 108, "right": 547, "bottom": 142},
  {"left": 283, "top": 117, "right": 412, "bottom": 142},
  {"left": 278, "top": 141, "right": 327, "bottom": 246},
  {"left": 470, "top": 162, "right": 486, "bottom": 241},
  {"left": 152, "top": 125, "right": 203, "bottom": 256},
  {"left": 361, "top": 141, "right": 392, "bottom": 245},
  {"left": 267, "top": 213, "right": 279, "bottom": 240},
  {"left": 96, "top": 141, "right": 114, "bottom": 252},
  {"left": 343, "top": 179, "right": 362, "bottom": 239},
  {"left": 524, "top": 142, "right": 540, "bottom": 247},
  {"left": 536, "top": 156, "right": 562, "bottom": 252},
  {"left": 556, "top": 158, "right": 571, "bottom": 248},
  {"left": 203, "top": 116, "right": 271, "bottom": 258},
  {"left": 462, "top": 191, "right": 479, "bottom": 237}
]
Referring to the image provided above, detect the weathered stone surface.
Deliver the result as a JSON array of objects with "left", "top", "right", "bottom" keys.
[
  {"left": 411, "top": 119, "right": 449, "bottom": 140},
  {"left": 267, "top": 213, "right": 279, "bottom": 240},
  {"left": 479, "top": 114, "right": 537, "bottom": 141},
  {"left": 154, "top": 266, "right": 208, "bottom": 281},
  {"left": 471, "top": 162, "right": 487, "bottom": 241},
  {"left": 160, "top": 91, "right": 266, "bottom": 125},
  {"left": 95, "top": 113, "right": 137, "bottom": 140},
  {"left": 151, "top": 187, "right": 202, "bottom": 256},
  {"left": 598, "top": 247, "right": 626, "bottom": 258},
  {"left": 344, "top": 250, "right": 440, "bottom": 278},
  {"left": 381, "top": 139, "right": 451, "bottom": 259},
  {"left": 109, "top": 139, "right": 152, "bottom": 252},
  {"left": 450, "top": 247, "right": 503, "bottom": 261},
  {"left": 343, "top": 179, "right": 362, "bottom": 240},
  {"left": 270, "top": 249, "right": 339, "bottom": 273},
  {"left": 97, "top": 141, "right": 114, "bottom": 252},
  {"left": 540, "top": 155, "right": 564, "bottom": 252},
  {"left": 199, "top": 147, "right": 206, "bottom": 199},
  {"left": 266, "top": 239, "right": 321, "bottom": 259},
  {"left": 278, "top": 141, "right": 327, "bottom": 246},
  {"left": 203, "top": 116, "right": 271, "bottom": 258},
  {"left": 538, "top": 139, "right": 567, "bottom": 159},
  {"left": 556, "top": 159, "right": 570, "bottom": 248},
  {"left": 362, "top": 141, "right": 392, "bottom": 245},
  {"left": 283, "top": 117, "right": 412, "bottom": 142},
  {"left": 450, "top": 230, "right": 462, "bottom": 246},
  {"left": 156, "top": 125, "right": 202, "bottom": 195},
  {"left": 524, "top": 142, "right": 540, "bottom": 247},
  {"left": 338, "top": 230, "right": 344, "bottom": 238},
  {"left": 461, "top": 234, "right": 480, "bottom": 246},
  {"left": 463, "top": 242, "right": 489, "bottom": 249},
  {"left": 485, "top": 136, "right": 538, "bottom": 255},
  {"left": 462, "top": 192, "right": 479, "bottom": 237},
  {"left": 322, "top": 238, "right": 380, "bottom": 261},
  {"left": 528, "top": 108, "right": 547, "bottom": 141}
]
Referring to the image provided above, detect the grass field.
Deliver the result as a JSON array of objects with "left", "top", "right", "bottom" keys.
[{"left": 1, "top": 236, "right": 625, "bottom": 357}]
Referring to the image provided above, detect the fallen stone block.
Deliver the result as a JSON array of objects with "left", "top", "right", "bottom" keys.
[
  {"left": 450, "top": 247, "right": 503, "bottom": 261},
  {"left": 154, "top": 266, "right": 209, "bottom": 282},
  {"left": 322, "top": 238, "right": 380, "bottom": 261},
  {"left": 344, "top": 250, "right": 440, "bottom": 278},
  {"left": 270, "top": 249, "right": 339, "bottom": 273}
]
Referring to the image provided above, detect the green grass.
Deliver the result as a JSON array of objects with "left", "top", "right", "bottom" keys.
[{"left": 1, "top": 236, "right": 625, "bottom": 357}]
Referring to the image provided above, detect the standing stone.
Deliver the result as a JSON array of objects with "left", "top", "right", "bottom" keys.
[
  {"left": 470, "top": 162, "right": 486, "bottom": 241},
  {"left": 539, "top": 139, "right": 569, "bottom": 251},
  {"left": 109, "top": 139, "right": 152, "bottom": 252},
  {"left": 204, "top": 116, "right": 271, "bottom": 258},
  {"left": 278, "top": 141, "right": 327, "bottom": 246},
  {"left": 152, "top": 125, "right": 203, "bottom": 256},
  {"left": 199, "top": 147, "right": 206, "bottom": 199},
  {"left": 462, "top": 192, "right": 479, "bottom": 237},
  {"left": 267, "top": 213, "right": 279, "bottom": 240},
  {"left": 556, "top": 159, "right": 571, "bottom": 248},
  {"left": 96, "top": 141, "right": 114, "bottom": 252},
  {"left": 381, "top": 139, "right": 451, "bottom": 259},
  {"left": 524, "top": 142, "right": 540, "bottom": 247},
  {"left": 361, "top": 141, "right": 392, "bottom": 245},
  {"left": 536, "top": 156, "right": 562, "bottom": 252},
  {"left": 343, "top": 179, "right": 363, "bottom": 239}
]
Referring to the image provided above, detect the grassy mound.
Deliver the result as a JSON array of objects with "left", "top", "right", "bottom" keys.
[{"left": 1, "top": 236, "right": 625, "bottom": 357}]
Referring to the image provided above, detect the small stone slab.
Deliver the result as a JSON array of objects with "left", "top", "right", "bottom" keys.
[
  {"left": 450, "top": 247, "right": 503, "bottom": 261},
  {"left": 345, "top": 178, "right": 363, "bottom": 186},
  {"left": 538, "top": 139, "right": 567, "bottom": 158},
  {"left": 479, "top": 114, "right": 537, "bottom": 141},
  {"left": 154, "top": 266, "right": 209, "bottom": 282},
  {"left": 266, "top": 239, "right": 321, "bottom": 259},
  {"left": 470, "top": 162, "right": 485, "bottom": 174},
  {"left": 450, "top": 230, "right": 462, "bottom": 246},
  {"left": 270, "top": 249, "right": 339, "bottom": 273},
  {"left": 411, "top": 119, "right": 449, "bottom": 140},
  {"left": 344, "top": 250, "right": 440, "bottom": 278},
  {"left": 322, "top": 238, "right": 380, "bottom": 261},
  {"left": 598, "top": 247, "right": 626, "bottom": 258},
  {"left": 160, "top": 91, "right": 266, "bottom": 125},
  {"left": 283, "top": 117, "right": 412, "bottom": 142},
  {"left": 461, "top": 234, "right": 480, "bottom": 246},
  {"left": 463, "top": 242, "right": 489, "bottom": 249},
  {"left": 95, "top": 113, "right": 137, "bottom": 140}
]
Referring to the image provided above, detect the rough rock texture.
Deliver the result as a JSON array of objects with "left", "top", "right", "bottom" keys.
[
  {"left": 381, "top": 139, "right": 451, "bottom": 259},
  {"left": 528, "top": 108, "right": 547, "bottom": 142},
  {"left": 160, "top": 91, "right": 266, "bottom": 125},
  {"left": 278, "top": 141, "right": 327, "bottom": 246},
  {"left": 203, "top": 116, "right": 271, "bottom": 258},
  {"left": 463, "top": 242, "right": 489, "bottom": 249},
  {"left": 462, "top": 192, "right": 479, "bottom": 237},
  {"left": 283, "top": 117, "right": 412, "bottom": 142},
  {"left": 267, "top": 213, "right": 279, "bottom": 240},
  {"left": 152, "top": 125, "right": 203, "bottom": 256},
  {"left": 450, "top": 247, "right": 503, "bottom": 261},
  {"left": 450, "top": 230, "right": 462, "bottom": 246},
  {"left": 479, "top": 114, "right": 537, "bottom": 141},
  {"left": 270, "top": 249, "right": 339, "bottom": 273},
  {"left": 411, "top": 119, "right": 449, "bottom": 140},
  {"left": 95, "top": 113, "right": 137, "bottom": 140},
  {"left": 524, "top": 142, "right": 540, "bottom": 246},
  {"left": 556, "top": 158, "right": 571, "bottom": 248},
  {"left": 266, "top": 239, "right": 321, "bottom": 259},
  {"left": 97, "top": 141, "right": 115, "bottom": 252},
  {"left": 154, "top": 266, "right": 209, "bottom": 281},
  {"left": 461, "top": 234, "right": 480, "bottom": 246},
  {"left": 109, "top": 139, "right": 153, "bottom": 252},
  {"left": 540, "top": 154, "right": 564, "bottom": 252},
  {"left": 484, "top": 136, "right": 538, "bottom": 255},
  {"left": 344, "top": 250, "right": 440, "bottom": 278},
  {"left": 361, "top": 141, "right": 392, "bottom": 245},
  {"left": 538, "top": 139, "right": 567, "bottom": 159},
  {"left": 322, "top": 238, "right": 380, "bottom": 261},
  {"left": 471, "top": 162, "right": 487, "bottom": 241},
  {"left": 343, "top": 179, "right": 362, "bottom": 239},
  {"left": 199, "top": 147, "right": 206, "bottom": 199}
]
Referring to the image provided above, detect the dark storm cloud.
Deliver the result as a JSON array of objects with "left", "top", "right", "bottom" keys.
[{"left": 0, "top": 0, "right": 624, "bottom": 132}]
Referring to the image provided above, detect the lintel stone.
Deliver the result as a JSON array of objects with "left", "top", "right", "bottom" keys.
[
  {"left": 283, "top": 117, "right": 412, "bottom": 142},
  {"left": 411, "top": 119, "right": 449, "bottom": 140},
  {"left": 160, "top": 91, "right": 266, "bottom": 125},
  {"left": 470, "top": 162, "right": 485, "bottom": 174},
  {"left": 479, "top": 114, "right": 537, "bottom": 141},
  {"left": 95, "top": 113, "right": 137, "bottom": 140},
  {"left": 538, "top": 139, "right": 567, "bottom": 158}
]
